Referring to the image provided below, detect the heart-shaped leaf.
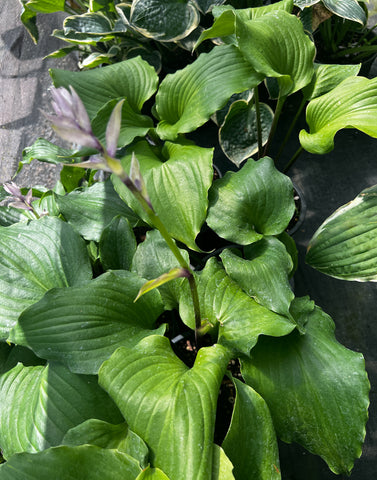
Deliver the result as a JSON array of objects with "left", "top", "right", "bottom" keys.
[
  {"left": 129, "top": 0, "right": 200, "bottom": 42},
  {"left": 0, "top": 362, "right": 122, "bottom": 458},
  {"left": 241, "top": 303, "right": 370, "bottom": 475},
  {"left": 299, "top": 76, "right": 377, "bottom": 154},
  {"left": 63, "top": 12, "right": 114, "bottom": 36},
  {"left": 302, "top": 63, "right": 361, "bottom": 101},
  {"left": 99, "top": 215, "right": 137, "bottom": 271},
  {"left": 322, "top": 0, "right": 366, "bottom": 23},
  {"left": 0, "top": 216, "right": 91, "bottom": 339},
  {"left": 223, "top": 379, "right": 280, "bottom": 480},
  {"left": 219, "top": 100, "right": 273, "bottom": 166},
  {"left": 220, "top": 236, "right": 294, "bottom": 317},
  {"left": 99, "top": 335, "right": 231, "bottom": 480},
  {"left": 155, "top": 44, "right": 263, "bottom": 140},
  {"left": 0, "top": 445, "right": 141, "bottom": 479},
  {"left": 113, "top": 141, "right": 213, "bottom": 251},
  {"left": 306, "top": 184, "right": 377, "bottom": 281},
  {"left": 207, "top": 157, "right": 295, "bottom": 245},
  {"left": 9, "top": 271, "right": 165, "bottom": 375},
  {"left": 179, "top": 258, "right": 296, "bottom": 355},
  {"left": 55, "top": 180, "right": 139, "bottom": 242},
  {"left": 51, "top": 56, "right": 159, "bottom": 119},
  {"left": 63, "top": 419, "right": 149, "bottom": 468},
  {"left": 236, "top": 10, "right": 315, "bottom": 97}
]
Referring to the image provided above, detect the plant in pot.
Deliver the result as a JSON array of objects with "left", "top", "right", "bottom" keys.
[{"left": 2, "top": 0, "right": 377, "bottom": 478}]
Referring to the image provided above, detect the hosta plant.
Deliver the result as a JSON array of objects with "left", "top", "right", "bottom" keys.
[{"left": 3, "top": 0, "right": 377, "bottom": 478}]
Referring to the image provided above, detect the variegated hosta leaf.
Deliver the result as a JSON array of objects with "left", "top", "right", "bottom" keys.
[
  {"left": 99, "top": 335, "right": 231, "bottom": 480},
  {"left": 294, "top": 0, "right": 320, "bottom": 8},
  {"left": 8, "top": 271, "right": 165, "bottom": 375},
  {"left": 51, "top": 56, "right": 159, "bottom": 119},
  {"left": 195, "top": 0, "right": 294, "bottom": 48},
  {"left": 113, "top": 141, "right": 213, "bottom": 251},
  {"left": 300, "top": 76, "right": 377, "bottom": 154},
  {"left": 236, "top": 10, "right": 315, "bottom": 97},
  {"left": 223, "top": 379, "right": 281, "bottom": 480},
  {"left": 0, "top": 216, "right": 92, "bottom": 339},
  {"left": 55, "top": 180, "right": 139, "bottom": 242},
  {"left": 302, "top": 63, "right": 361, "bottom": 101},
  {"left": 212, "top": 90, "right": 253, "bottom": 127},
  {"left": 129, "top": 0, "right": 200, "bottom": 42},
  {"left": 0, "top": 446, "right": 142, "bottom": 479},
  {"left": 63, "top": 13, "right": 114, "bottom": 36},
  {"left": 306, "top": 184, "right": 377, "bottom": 281},
  {"left": 0, "top": 362, "right": 122, "bottom": 459},
  {"left": 155, "top": 44, "right": 263, "bottom": 140},
  {"left": 194, "top": 0, "right": 226, "bottom": 14},
  {"left": 63, "top": 419, "right": 149, "bottom": 468},
  {"left": 178, "top": 258, "right": 297, "bottom": 355},
  {"left": 219, "top": 100, "right": 273, "bottom": 167},
  {"left": 207, "top": 157, "right": 295, "bottom": 245},
  {"left": 220, "top": 236, "right": 294, "bottom": 318},
  {"left": 241, "top": 304, "right": 370, "bottom": 476},
  {"left": 322, "top": 0, "right": 367, "bottom": 23}
]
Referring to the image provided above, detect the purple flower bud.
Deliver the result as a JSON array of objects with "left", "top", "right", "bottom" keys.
[
  {"left": 3, "top": 182, "right": 23, "bottom": 199},
  {"left": 106, "top": 99, "right": 125, "bottom": 157}
]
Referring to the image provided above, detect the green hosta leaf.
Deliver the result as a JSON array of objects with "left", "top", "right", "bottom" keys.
[
  {"left": 136, "top": 468, "right": 171, "bottom": 480},
  {"left": 219, "top": 100, "right": 273, "bottom": 167},
  {"left": 45, "top": 45, "right": 78, "bottom": 59},
  {"left": 129, "top": 0, "right": 200, "bottom": 42},
  {"left": 236, "top": 10, "right": 315, "bottom": 97},
  {"left": 207, "top": 157, "right": 295, "bottom": 245},
  {"left": 0, "top": 362, "right": 122, "bottom": 459},
  {"left": 0, "top": 216, "right": 91, "bottom": 339},
  {"left": 241, "top": 304, "right": 369, "bottom": 476},
  {"left": 0, "top": 206, "right": 25, "bottom": 226},
  {"left": 132, "top": 230, "right": 190, "bottom": 310},
  {"left": 51, "top": 56, "right": 159, "bottom": 119},
  {"left": 21, "top": 138, "right": 86, "bottom": 168},
  {"left": 294, "top": 0, "right": 319, "bottom": 8},
  {"left": 23, "top": 0, "right": 65, "bottom": 13},
  {"left": 302, "top": 63, "right": 361, "bottom": 101},
  {"left": 156, "top": 44, "right": 263, "bottom": 140},
  {"left": 195, "top": 0, "right": 226, "bottom": 14},
  {"left": 63, "top": 419, "right": 149, "bottom": 468},
  {"left": 99, "top": 215, "right": 137, "bottom": 271},
  {"left": 99, "top": 336, "right": 231, "bottom": 480},
  {"left": 0, "top": 445, "right": 141, "bottom": 479},
  {"left": 212, "top": 446, "right": 235, "bottom": 479},
  {"left": 9, "top": 271, "right": 165, "bottom": 375},
  {"left": 19, "top": 0, "right": 39, "bottom": 43},
  {"left": 306, "top": 184, "right": 377, "bottom": 280},
  {"left": 323, "top": 0, "right": 366, "bottom": 23},
  {"left": 64, "top": 12, "right": 113, "bottom": 35},
  {"left": 195, "top": 0, "right": 293, "bottom": 48},
  {"left": 299, "top": 76, "right": 377, "bottom": 154},
  {"left": 223, "top": 379, "right": 280, "bottom": 480},
  {"left": 92, "top": 98, "right": 154, "bottom": 149},
  {"left": 0, "top": 344, "right": 44, "bottom": 376},
  {"left": 220, "top": 236, "right": 294, "bottom": 317},
  {"left": 179, "top": 258, "right": 296, "bottom": 355},
  {"left": 213, "top": 90, "right": 253, "bottom": 127},
  {"left": 55, "top": 180, "right": 139, "bottom": 242},
  {"left": 52, "top": 28, "right": 106, "bottom": 45},
  {"left": 113, "top": 141, "right": 213, "bottom": 251}
]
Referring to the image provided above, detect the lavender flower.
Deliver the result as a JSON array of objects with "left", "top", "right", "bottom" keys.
[
  {"left": 3, "top": 182, "right": 34, "bottom": 213},
  {"left": 46, "top": 86, "right": 102, "bottom": 151}
]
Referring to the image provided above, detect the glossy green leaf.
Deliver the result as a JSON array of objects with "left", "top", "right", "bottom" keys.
[
  {"left": 207, "top": 157, "right": 295, "bottom": 245},
  {"left": 323, "top": 0, "right": 366, "bottom": 23},
  {"left": 294, "top": 0, "right": 319, "bottom": 8},
  {"left": 220, "top": 236, "right": 294, "bottom": 317},
  {"left": 23, "top": 0, "right": 65, "bottom": 13},
  {"left": 0, "top": 216, "right": 91, "bottom": 339},
  {"left": 300, "top": 76, "right": 377, "bottom": 154},
  {"left": 132, "top": 230, "right": 190, "bottom": 310},
  {"left": 219, "top": 100, "right": 273, "bottom": 166},
  {"left": 19, "top": 0, "right": 39, "bottom": 43},
  {"left": 0, "top": 445, "right": 141, "bottom": 479},
  {"left": 241, "top": 304, "right": 369, "bottom": 476},
  {"left": 21, "top": 138, "right": 86, "bottom": 167},
  {"left": 129, "top": 0, "right": 200, "bottom": 42},
  {"left": 52, "top": 28, "right": 106, "bottom": 45},
  {"left": 9, "top": 271, "right": 165, "bottom": 375},
  {"left": 212, "top": 446, "right": 235, "bottom": 479},
  {"left": 195, "top": 0, "right": 293, "bottom": 48},
  {"left": 302, "top": 63, "right": 361, "bottom": 101},
  {"left": 99, "top": 335, "right": 231, "bottom": 480},
  {"left": 0, "top": 206, "right": 25, "bottom": 227},
  {"left": 113, "top": 141, "right": 213, "bottom": 251},
  {"left": 156, "top": 45, "right": 263, "bottom": 140},
  {"left": 179, "top": 258, "right": 296, "bottom": 355},
  {"left": 213, "top": 90, "right": 253, "bottom": 127},
  {"left": 136, "top": 467, "right": 171, "bottom": 480},
  {"left": 223, "top": 379, "right": 280, "bottom": 480},
  {"left": 195, "top": 0, "right": 226, "bottom": 14},
  {"left": 55, "top": 180, "right": 139, "bottom": 242},
  {"left": 135, "top": 267, "right": 188, "bottom": 302},
  {"left": 63, "top": 419, "right": 149, "bottom": 468},
  {"left": 63, "top": 12, "right": 113, "bottom": 35},
  {"left": 44, "top": 45, "right": 78, "bottom": 59},
  {"left": 0, "top": 344, "right": 44, "bottom": 376},
  {"left": 306, "top": 184, "right": 377, "bottom": 280},
  {"left": 99, "top": 215, "right": 137, "bottom": 271},
  {"left": 0, "top": 362, "right": 122, "bottom": 458},
  {"left": 236, "top": 10, "right": 315, "bottom": 97},
  {"left": 51, "top": 56, "right": 159, "bottom": 119}
]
